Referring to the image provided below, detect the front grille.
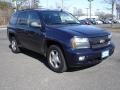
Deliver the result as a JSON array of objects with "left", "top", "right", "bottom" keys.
[{"left": 89, "top": 36, "right": 110, "bottom": 49}]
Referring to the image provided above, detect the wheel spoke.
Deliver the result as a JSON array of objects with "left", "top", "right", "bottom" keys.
[
  {"left": 51, "top": 51, "right": 55, "bottom": 56},
  {"left": 55, "top": 56, "right": 61, "bottom": 63},
  {"left": 49, "top": 50, "right": 61, "bottom": 68},
  {"left": 54, "top": 62, "right": 59, "bottom": 68},
  {"left": 11, "top": 40, "right": 16, "bottom": 51}
]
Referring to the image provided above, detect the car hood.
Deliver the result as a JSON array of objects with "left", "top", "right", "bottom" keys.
[{"left": 47, "top": 25, "right": 109, "bottom": 37}]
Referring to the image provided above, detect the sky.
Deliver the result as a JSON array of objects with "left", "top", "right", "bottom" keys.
[
  {"left": 39, "top": 0, "right": 112, "bottom": 15},
  {"left": 3, "top": 0, "right": 115, "bottom": 15}
]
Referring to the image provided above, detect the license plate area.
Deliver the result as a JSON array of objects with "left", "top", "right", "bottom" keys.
[{"left": 102, "top": 50, "right": 109, "bottom": 58}]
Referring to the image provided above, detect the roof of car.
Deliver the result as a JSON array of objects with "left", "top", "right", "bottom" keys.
[{"left": 19, "top": 8, "right": 63, "bottom": 12}]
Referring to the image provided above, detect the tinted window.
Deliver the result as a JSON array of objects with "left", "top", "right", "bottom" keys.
[
  {"left": 9, "top": 12, "right": 19, "bottom": 25},
  {"left": 41, "top": 11, "right": 61, "bottom": 25},
  {"left": 41, "top": 11, "right": 80, "bottom": 25},
  {"left": 17, "top": 11, "right": 28, "bottom": 25},
  {"left": 28, "top": 11, "right": 40, "bottom": 24}
]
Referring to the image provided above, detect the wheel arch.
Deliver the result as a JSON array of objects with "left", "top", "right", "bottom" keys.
[
  {"left": 8, "top": 32, "right": 15, "bottom": 42},
  {"left": 46, "top": 39, "right": 65, "bottom": 52},
  {"left": 45, "top": 39, "right": 67, "bottom": 59}
]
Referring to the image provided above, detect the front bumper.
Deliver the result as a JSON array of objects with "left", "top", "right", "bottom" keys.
[{"left": 65, "top": 44, "right": 115, "bottom": 67}]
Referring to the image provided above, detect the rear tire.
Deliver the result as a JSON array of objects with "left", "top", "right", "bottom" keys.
[
  {"left": 10, "top": 37, "right": 21, "bottom": 53},
  {"left": 47, "top": 45, "right": 67, "bottom": 73}
]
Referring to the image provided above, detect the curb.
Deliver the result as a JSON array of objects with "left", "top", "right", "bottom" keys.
[
  {"left": 0, "top": 27, "right": 7, "bottom": 30},
  {"left": 0, "top": 25, "right": 7, "bottom": 28}
]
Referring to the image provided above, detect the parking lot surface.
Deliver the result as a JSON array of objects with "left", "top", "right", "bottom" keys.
[{"left": 0, "top": 28, "right": 120, "bottom": 90}]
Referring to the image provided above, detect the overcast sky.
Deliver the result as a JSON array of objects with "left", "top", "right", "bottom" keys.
[
  {"left": 40, "top": 0, "right": 112, "bottom": 15},
  {"left": 4, "top": 0, "right": 116, "bottom": 15}
]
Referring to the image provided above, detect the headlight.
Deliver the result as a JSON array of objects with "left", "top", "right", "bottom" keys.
[
  {"left": 71, "top": 37, "right": 90, "bottom": 49},
  {"left": 108, "top": 33, "right": 112, "bottom": 45}
]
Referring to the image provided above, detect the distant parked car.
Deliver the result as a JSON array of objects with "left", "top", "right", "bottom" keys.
[
  {"left": 99, "top": 19, "right": 105, "bottom": 24},
  {"left": 116, "top": 20, "right": 120, "bottom": 23},
  {"left": 79, "top": 20, "right": 91, "bottom": 25},
  {"left": 112, "top": 20, "right": 118, "bottom": 24},
  {"left": 96, "top": 20, "right": 103, "bottom": 24},
  {"left": 86, "top": 18, "right": 97, "bottom": 25},
  {"left": 104, "top": 19, "right": 112, "bottom": 24},
  {"left": 108, "top": 19, "right": 118, "bottom": 24}
]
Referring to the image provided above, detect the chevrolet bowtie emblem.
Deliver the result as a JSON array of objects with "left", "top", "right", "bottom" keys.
[{"left": 100, "top": 39, "right": 105, "bottom": 44}]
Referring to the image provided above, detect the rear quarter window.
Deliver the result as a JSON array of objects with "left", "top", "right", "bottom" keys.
[
  {"left": 17, "top": 11, "right": 28, "bottom": 25},
  {"left": 9, "top": 12, "right": 19, "bottom": 25}
]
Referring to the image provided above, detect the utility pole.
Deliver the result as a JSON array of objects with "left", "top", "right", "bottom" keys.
[
  {"left": 86, "top": 8, "right": 89, "bottom": 18},
  {"left": 29, "top": 0, "right": 32, "bottom": 9},
  {"left": 61, "top": 0, "right": 63, "bottom": 9},
  {"left": 46, "top": 0, "right": 48, "bottom": 7},
  {"left": 12, "top": 0, "right": 17, "bottom": 12},
  {"left": 88, "top": 0, "right": 94, "bottom": 19}
]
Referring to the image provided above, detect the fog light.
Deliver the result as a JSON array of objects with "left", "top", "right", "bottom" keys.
[
  {"left": 79, "top": 56, "right": 85, "bottom": 61},
  {"left": 108, "top": 41, "right": 111, "bottom": 45}
]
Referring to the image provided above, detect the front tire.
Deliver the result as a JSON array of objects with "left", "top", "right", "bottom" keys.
[
  {"left": 10, "top": 37, "right": 21, "bottom": 53},
  {"left": 47, "top": 45, "right": 67, "bottom": 73}
]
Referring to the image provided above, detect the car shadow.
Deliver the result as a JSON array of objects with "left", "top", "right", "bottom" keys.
[
  {"left": 9, "top": 45, "right": 49, "bottom": 68},
  {"left": 20, "top": 48, "right": 50, "bottom": 69},
  {"left": 67, "top": 63, "right": 101, "bottom": 72},
  {"left": 9, "top": 46, "right": 101, "bottom": 72}
]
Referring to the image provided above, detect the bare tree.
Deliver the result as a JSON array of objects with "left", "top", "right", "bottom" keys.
[
  {"left": 105, "top": 0, "right": 116, "bottom": 17},
  {"left": 73, "top": 7, "right": 85, "bottom": 17},
  {"left": 56, "top": 2, "right": 61, "bottom": 9},
  {"left": 116, "top": 0, "right": 120, "bottom": 19},
  {"left": 96, "top": 12, "right": 114, "bottom": 19},
  {"left": 0, "top": 1, "right": 13, "bottom": 25},
  {"left": 12, "top": 0, "right": 39, "bottom": 10},
  {"left": 104, "top": 0, "right": 117, "bottom": 27},
  {"left": 33, "top": 0, "right": 39, "bottom": 8},
  {"left": 12, "top": 0, "right": 26, "bottom": 10}
]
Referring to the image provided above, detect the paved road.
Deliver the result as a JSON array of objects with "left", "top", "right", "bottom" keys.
[
  {"left": 0, "top": 29, "right": 120, "bottom": 90},
  {"left": 95, "top": 24, "right": 120, "bottom": 28}
]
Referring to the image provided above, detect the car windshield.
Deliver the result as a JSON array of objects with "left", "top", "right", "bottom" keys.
[{"left": 41, "top": 11, "right": 80, "bottom": 25}]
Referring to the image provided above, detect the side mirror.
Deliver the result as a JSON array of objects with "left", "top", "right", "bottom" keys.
[{"left": 30, "top": 22, "right": 42, "bottom": 28}]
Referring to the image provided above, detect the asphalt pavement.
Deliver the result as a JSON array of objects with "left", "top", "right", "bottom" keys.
[{"left": 0, "top": 28, "right": 120, "bottom": 90}]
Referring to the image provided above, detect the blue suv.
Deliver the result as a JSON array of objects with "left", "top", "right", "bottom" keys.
[{"left": 7, "top": 9, "right": 115, "bottom": 73}]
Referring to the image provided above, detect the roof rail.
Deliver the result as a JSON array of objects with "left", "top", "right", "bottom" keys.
[
  {"left": 19, "top": 8, "right": 65, "bottom": 12},
  {"left": 21, "top": 8, "right": 32, "bottom": 11}
]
